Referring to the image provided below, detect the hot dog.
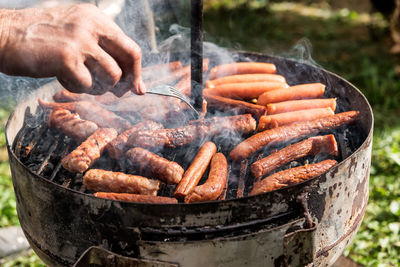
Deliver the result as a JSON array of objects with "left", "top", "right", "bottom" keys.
[
  {"left": 126, "top": 147, "right": 184, "bottom": 184},
  {"left": 257, "top": 83, "right": 326, "bottom": 106},
  {"left": 48, "top": 108, "right": 98, "bottom": 142},
  {"left": 251, "top": 135, "right": 338, "bottom": 181},
  {"left": 94, "top": 192, "right": 178, "bottom": 204},
  {"left": 209, "top": 62, "right": 277, "bottom": 80},
  {"left": 83, "top": 169, "right": 160, "bottom": 196},
  {"left": 174, "top": 142, "right": 217, "bottom": 198},
  {"left": 203, "top": 93, "right": 267, "bottom": 119},
  {"left": 62, "top": 128, "right": 118, "bottom": 173},
  {"left": 184, "top": 153, "right": 228, "bottom": 203},
  {"left": 107, "top": 120, "right": 164, "bottom": 159},
  {"left": 229, "top": 111, "right": 360, "bottom": 161},
  {"left": 206, "top": 73, "right": 286, "bottom": 89},
  {"left": 257, "top": 107, "right": 334, "bottom": 131},
  {"left": 204, "top": 81, "right": 288, "bottom": 100},
  {"left": 250, "top": 160, "right": 337, "bottom": 195},
  {"left": 267, "top": 98, "right": 336, "bottom": 115}
]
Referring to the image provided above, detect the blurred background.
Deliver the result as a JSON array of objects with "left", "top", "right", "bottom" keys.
[{"left": 0, "top": 0, "right": 399, "bottom": 266}]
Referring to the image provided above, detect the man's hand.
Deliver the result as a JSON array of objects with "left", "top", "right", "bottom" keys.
[{"left": 0, "top": 4, "right": 145, "bottom": 96}]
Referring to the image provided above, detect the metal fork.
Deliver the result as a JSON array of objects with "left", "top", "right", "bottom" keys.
[{"left": 146, "top": 85, "right": 199, "bottom": 117}]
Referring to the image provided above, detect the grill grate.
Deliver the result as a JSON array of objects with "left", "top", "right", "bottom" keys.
[{"left": 12, "top": 104, "right": 364, "bottom": 201}]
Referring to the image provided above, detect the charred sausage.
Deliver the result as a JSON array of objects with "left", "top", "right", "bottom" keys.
[
  {"left": 84, "top": 169, "right": 160, "bottom": 196},
  {"left": 94, "top": 192, "right": 178, "bottom": 204},
  {"left": 107, "top": 120, "right": 164, "bottom": 159},
  {"left": 62, "top": 128, "right": 117, "bottom": 173},
  {"left": 126, "top": 147, "right": 184, "bottom": 184},
  {"left": 229, "top": 111, "right": 360, "bottom": 161},
  {"left": 39, "top": 99, "right": 131, "bottom": 133},
  {"left": 250, "top": 160, "right": 338, "bottom": 195},
  {"left": 48, "top": 108, "right": 98, "bottom": 142},
  {"left": 251, "top": 135, "right": 338, "bottom": 181}
]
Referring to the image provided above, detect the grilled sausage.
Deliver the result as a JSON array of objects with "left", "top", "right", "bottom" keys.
[
  {"left": 206, "top": 73, "right": 286, "bottom": 89},
  {"left": 229, "top": 111, "right": 360, "bottom": 161},
  {"left": 142, "top": 61, "right": 183, "bottom": 81},
  {"left": 94, "top": 192, "right": 178, "bottom": 204},
  {"left": 251, "top": 135, "right": 338, "bottom": 181},
  {"left": 250, "top": 160, "right": 338, "bottom": 195},
  {"left": 267, "top": 98, "right": 336, "bottom": 115},
  {"left": 126, "top": 147, "right": 184, "bottom": 184},
  {"left": 174, "top": 142, "right": 217, "bottom": 198},
  {"left": 257, "top": 83, "right": 326, "bottom": 106},
  {"left": 62, "top": 128, "right": 117, "bottom": 173},
  {"left": 83, "top": 169, "right": 160, "bottom": 196},
  {"left": 209, "top": 62, "right": 277, "bottom": 80},
  {"left": 257, "top": 107, "right": 334, "bottom": 131},
  {"left": 107, "top": 120, "right": 164, "bottom": 159},
  {"left": 204, "top": 81, "right": 288, "bottom": 100},
  {"left": 184, "top": 153, "right": 228, "bottom": 203},
  {"left": 39, "top": 99, "right": 131, "bottom": 133},
  {"left": 48, "top": 108, "right": 98, "bottom": 142},
  {"left": 128, "top": 114, "right": 256, "bottom": 150},
  {"left": 203, "top": 92, "right": 267, "bottom": 119}
]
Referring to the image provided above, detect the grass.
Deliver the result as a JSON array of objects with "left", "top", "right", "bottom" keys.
[{"left": 1, "top": 1, "right": 400, "bottom": 266}]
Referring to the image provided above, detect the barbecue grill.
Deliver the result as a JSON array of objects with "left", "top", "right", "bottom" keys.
[{"left": 5, "top": 50, "right": 373, "bottom": 266}]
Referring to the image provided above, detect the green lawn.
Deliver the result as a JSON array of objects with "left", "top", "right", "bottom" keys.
[{"left": 1, "top": 1, "right": 400, "bottom": 266}]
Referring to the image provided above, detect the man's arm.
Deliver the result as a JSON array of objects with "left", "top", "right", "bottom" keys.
[{"left": 0, "top": 4, "right": 145, "bottom": 96}]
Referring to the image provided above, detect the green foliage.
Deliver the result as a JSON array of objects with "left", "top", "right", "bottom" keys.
[{"left": 1, "top": 250, "right": 46, "bottom": 267}]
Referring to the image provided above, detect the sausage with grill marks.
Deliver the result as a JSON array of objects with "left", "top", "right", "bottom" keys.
[
  {"left": 126, "top": 147, "right": 184, "bottom": 184},
  {"left": 48, "top": 108, "right": 98, "bottom": 142},
  {"left": 38, "top": 99, "right": 131, "bottom": 133},
  {"left": 229, "top": 111, "right": 360, "bottom": 161},
  {"left": 250, "top": 160, "right": 338, "bottom": 195},
  {"left": 62, "top": 128, "right": 117, "bottom": 173},
  {"left": 107, "top": 120, "right": 164, "bottom": 159},
  {"left": 53, "top": 89, "right": 123, "bottom": 105},
  {"left": 128, "top": 114, "right": 256, "bottom": 150},
  {"left": 83, "top": 169, "right": 160, "bottom": 196},
  {"left": 174, "top": 142, "right": 217, "bottom": 198},
  {"left": 94, "top": 192, "right": 177, "bottom": 204},
  {"left": 251, "top": 135, "right": 338, "bottom": 181},
  {"left": 184, "top": 153, "right": 228, "bottom": 203}
]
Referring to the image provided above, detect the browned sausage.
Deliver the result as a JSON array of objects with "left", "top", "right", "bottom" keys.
[
  {"left": 184, "top": 153, "right": 228, "bottom": 203},
  {"left": 48, "top": 108, "right": 98, "bottom": 142},
  {"left": 126, "top": 147, "right": 184, "bottom": 184},
  {"left": 251, "top": 135, "right": 338, "bottom": 181},
  {"left": 83, "top": 169, "right": 160, "bottom": 196},
  {"left": 174, "top": 142, "right": 217, "bottom": 198},
  {"left": 206, "top": 73, "right": 286, "bottom": 88},
  {"left": 94, "top": 192, "right": 177, "bottom": 204},
  {"left": 257, "top": 107, "right": 334, "bottom": 131},
  {"left": 39, "top": 99, "right": 131, "bottom": 133},
  {"left": 107, "top": 120, "right": 164, "bottom": 159},
  {"left": 250, "top": 160, "right": 337, "bottom": 195},
  {"left": 203, "top": 92, "right": 267, "bottom": 119},
  {"left": 62, "top": 128, "right": 117, "bottom": 173},
  {"left": 129, "top": 114, "right": 256, "bottom": 150},
  {"left": 229, "top": 111, "right": 360, "bottom": 161}
]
